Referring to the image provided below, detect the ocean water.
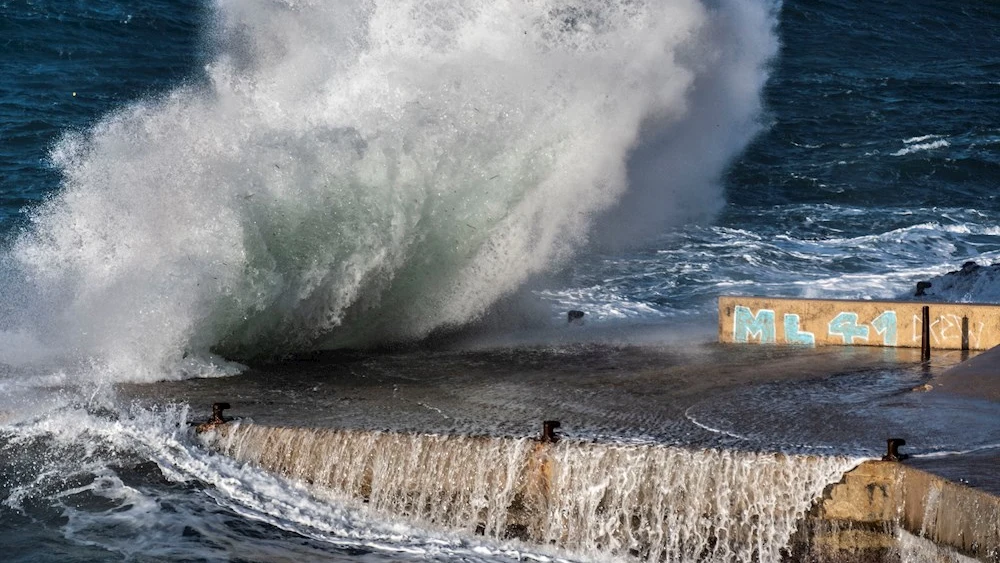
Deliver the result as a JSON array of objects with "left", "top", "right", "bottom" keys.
[{"left": 0, "top": 0, "right": 998, "bottom": 561}]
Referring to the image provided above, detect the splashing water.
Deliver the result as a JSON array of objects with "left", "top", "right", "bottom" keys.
[
  {"left": 209, "top": 422, "right": 860, "bottom": 562},
  {"left": 0, "top": 0, "right": 778, "bottom": 382},
  {"left": 0, "top": 399, "right": 583, "bottom": 562}
]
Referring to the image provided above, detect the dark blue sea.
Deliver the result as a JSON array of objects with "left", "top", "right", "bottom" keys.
[{"left": 0, "top": 0, "right": 998, "bottom": 561}]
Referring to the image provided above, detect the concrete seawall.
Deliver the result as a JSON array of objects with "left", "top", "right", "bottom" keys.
[
  {"left": 199, "top": 422, "right": 854, "bottom": 561},
  {"left": 197, "top": 422, "right": 1000, "bottom": 562},
  {"left": 718, "top": 296, "right": 1000, "bottom": 350},
  {"left": 792, "top": 461, "right": 1000, "bottom": 562}
]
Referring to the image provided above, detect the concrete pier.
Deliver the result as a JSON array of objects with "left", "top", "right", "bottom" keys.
[
  {"left": 124, "top": 342, "right": 998, "bottom": 560},
  {"left": 719, "top": 296, "right": 1000, "bottom": 350},
  {"left": 198, "top": 422, "right": 1000, "bottom": 562}
]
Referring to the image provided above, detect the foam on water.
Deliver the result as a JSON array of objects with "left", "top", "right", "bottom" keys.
[
  {"left": 541, "top": 204, "right": 1000, "bottom": 320},
  {"left": 913, "top": 261, "right": 1000, "bottom": 303},
  {"left": 0, "top": 399, "right": 576, "bottom": 562},
  {"left": 0, "top": 0, "right": 779, "bottom": 383},
  {"left": 892, "top": 138, "right": 951, "bottom": 156}
]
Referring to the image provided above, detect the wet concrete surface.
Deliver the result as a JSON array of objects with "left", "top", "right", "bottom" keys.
[
  {"left": 936, "top": 343, "right": 1000, "bottom": 402},
  {"left": 909, "top": 449, "right": 1000, "bottom": 496},
  {"left": 123, "top": 340, "right": 999, "bottom": 494}
]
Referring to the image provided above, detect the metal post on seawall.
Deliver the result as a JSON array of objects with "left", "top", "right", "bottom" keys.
[
  {"left": 195, "top": 402, "right": 232, "bottom": 433},
  {"left": 882, "top": 438, "right": 907, "bottom": 461},
  {"left": 921, "top": 306, "right": 931, "bottom": 362},
  {"left": 540, "top": 420, "right": 561, "bottom": 443}
]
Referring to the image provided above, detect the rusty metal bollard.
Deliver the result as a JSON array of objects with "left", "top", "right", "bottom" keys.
[
  {"left": 196, "top": 402, "right": 232, "bottom": 433},
  {"left": 882, "top": 438, "right": 907, "bottom": 461},
  {"left": 540, "top": 420, "right": 561, "bottom": 443}
]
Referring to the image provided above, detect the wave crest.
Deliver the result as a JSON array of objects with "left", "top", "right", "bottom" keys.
[{"left": 4, "top": 0, "right": 778, "bottom": 380}]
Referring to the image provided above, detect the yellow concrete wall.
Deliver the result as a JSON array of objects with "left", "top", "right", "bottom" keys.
[
  {"left": 815, "top": 460, "right": 1000, "bottom": 561},
  {"left": 718, "top": 296, "right": 1000, "bottom": 350}
]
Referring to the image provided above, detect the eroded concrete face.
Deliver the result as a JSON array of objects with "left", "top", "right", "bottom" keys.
[
  {"left": 719, "top": 296, "right": 1000, "bottom": 350},
  {"left": 793, "top": 461, "right": 1000, "bottom": 562}
]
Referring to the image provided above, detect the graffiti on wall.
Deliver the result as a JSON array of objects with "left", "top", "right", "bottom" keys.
[
  {"left": 784, "top": 313, "right": 815, "bottom": 345},
  {"left": 828, "top": 311, "right": 897, "bottom": 345},
  {"left": 910, "top": 313, "right": 984, "bottom": 349},
  {"left": 733, "top": 305, "right": 897, "bottom": 346},
  {"left": 733, "top": 306, "right": 779, "bottom": 343},
  {"left": 724, "top": 297, "right": 995, "bottom": 349}
]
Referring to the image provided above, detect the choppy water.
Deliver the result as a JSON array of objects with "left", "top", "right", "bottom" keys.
[{"left": 1, "top": 0, "right": 999, "bottom": 560}]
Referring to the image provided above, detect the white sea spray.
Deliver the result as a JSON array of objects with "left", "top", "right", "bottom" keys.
[{"left": 0, "top": 0, "right": 779, "bottom": 382}]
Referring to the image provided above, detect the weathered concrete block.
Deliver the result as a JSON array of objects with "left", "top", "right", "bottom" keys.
[{"left": 800, "top": 461, "right": 1000, "bottom": 562}]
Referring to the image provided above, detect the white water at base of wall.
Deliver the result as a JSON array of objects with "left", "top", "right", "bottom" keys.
[{"left": 209, "top": 423, "right": 861, "bottom": 562}]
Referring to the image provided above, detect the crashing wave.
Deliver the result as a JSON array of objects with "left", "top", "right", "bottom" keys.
[{"left": 1, "top": 0, "right": 779, "bottom": 381}]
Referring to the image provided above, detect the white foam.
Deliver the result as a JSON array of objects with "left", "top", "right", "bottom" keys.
[
  {"left": 910, "top": 443, "right": 1000, "bottom": 459},
  {"left": 535, "top": 287, "right": 668, "bottom": 321},
  {"left": 903, "top": 134, "right": 944, "bottom": 144},
  {"left": 0, "top": 400, "right": 570, "bottom": 562},
  {"left": 893, "top": 139, "right": 950, "bottom": 156},
  {"left": 915, "top": 263, "right": 1000, "bottom": 303},
  {"left": 0, "top": 0, "right": 779, "bottom": 383}
]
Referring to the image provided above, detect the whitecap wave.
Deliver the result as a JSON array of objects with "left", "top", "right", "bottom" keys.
[{"left": 893, "top": 138, "right": 950, "bottom": 156}]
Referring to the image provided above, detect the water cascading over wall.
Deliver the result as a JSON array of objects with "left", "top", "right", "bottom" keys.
[{"left": 204, "top": 423, "right": 859, "bottom": 562}]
